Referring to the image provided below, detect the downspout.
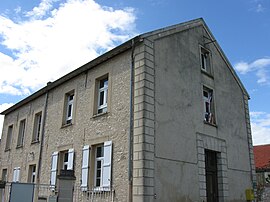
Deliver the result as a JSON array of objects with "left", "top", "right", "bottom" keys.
[
  {"left": 128, "top": 38, "right": 136, "bottom": 202},
  {"left": 37, "top": 88, "right": 49, "bottom": 185}
]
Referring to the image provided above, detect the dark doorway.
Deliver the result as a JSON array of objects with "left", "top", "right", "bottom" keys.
[{"left": 205, "top": 150, "right": 219, "bottom": 202}]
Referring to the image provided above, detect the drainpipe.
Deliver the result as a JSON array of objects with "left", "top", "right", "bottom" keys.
[
  {"left": 37, "top": 87, "right": 49, "bottom": 185},
  {"left": 128, "top": 38, "right": 136, "bottom": 202}
]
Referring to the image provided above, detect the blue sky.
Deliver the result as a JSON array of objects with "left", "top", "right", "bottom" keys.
[{"left": 0, "top": 0, "right": 270, "bottom": 145}]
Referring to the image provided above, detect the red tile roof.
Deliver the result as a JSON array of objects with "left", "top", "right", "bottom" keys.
[{"left": 254, "top": 144, "right": 270, "bottom": 170}]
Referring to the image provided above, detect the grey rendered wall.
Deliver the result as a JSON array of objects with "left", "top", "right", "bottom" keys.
[{"left": 153, "top": 26, "right": 253, "bottom": 202}]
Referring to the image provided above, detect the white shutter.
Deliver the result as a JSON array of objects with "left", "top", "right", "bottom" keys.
[
  {"left": 13, "top": 168, "right": 16, "bottom": 182},
  {"left": 81, "top": 145, "right": 90, "bottom": 191},
  {"left": 16, "top": 167, "right": 20, "bottom": 182},
  {"left": 102, "top": 141, "right": 112, "bottom": 189},
  {"left": 67, "top": 148, "right": 74, "bottom": 170},
  {"left": 13, "top": 167, "right": 20, "bottom": 182},
  {"left": 50, "top": 151, "right": 58, "bottom": 187}
]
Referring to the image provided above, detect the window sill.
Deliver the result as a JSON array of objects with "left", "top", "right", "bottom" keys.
[
  {"left": 201, "top": 69, "right": 214, "bottom": 79},
  {"left": 31, "top": 140, "right": 40, "bottom": 145},
  {"left": 92, "top": 112, "right": 108, "bottom": 119},
  {"left": 16, "top": 145, "right": 23, "bottom": 149},
  {"left": 203, "top": 120, "right": 217, "bottom": 128},
  {"left": 61, "top": 122, "right": 73, "bottom": 128}
]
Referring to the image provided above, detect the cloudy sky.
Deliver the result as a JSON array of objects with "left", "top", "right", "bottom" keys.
[{"left": 0, "top": 0, "right": 270, "bottom": 145}]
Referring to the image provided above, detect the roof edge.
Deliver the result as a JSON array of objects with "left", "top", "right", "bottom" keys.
[{"left": 1, "top": 36, "right": 141, "bottom": 115}]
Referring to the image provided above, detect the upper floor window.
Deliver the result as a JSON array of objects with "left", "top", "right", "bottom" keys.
[
  {"left": 97, "top": 77, "right": 108, "bottom": 114},
  {"left": 5, "top": 125, "right": 13, "bottom": 151},
  {"left": 65, "top": 92, "right": 74, "bottom": 125},
  {"left": 203, "top": 86, "right": 216, "bottom": 125},
  {"left": 17, "top": 119, "right": 26, "bottom": 148},
  {"left": 32, "top": 112, "right": 42, "bottom": 143},
  {"left": 200, "top": 47, "right": 211, "bottom": 74}
]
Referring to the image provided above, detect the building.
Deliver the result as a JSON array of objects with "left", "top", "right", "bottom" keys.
[
  {"left": 254, "top": 144, "right": 270, "bottom": 187},
  {"left": 0, "top": 18, "right": 256, "bottom": 202}
]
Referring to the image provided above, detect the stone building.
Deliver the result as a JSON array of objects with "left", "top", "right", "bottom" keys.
[{"left": 0, "top": 18, "right": 256, "bottom": 202}]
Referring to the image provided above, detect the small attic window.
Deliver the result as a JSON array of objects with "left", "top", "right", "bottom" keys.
[{"left": 200, "top": 47, "right": 212, "bottom": 75}]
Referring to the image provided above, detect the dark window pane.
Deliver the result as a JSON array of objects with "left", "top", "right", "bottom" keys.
[
  {"left": 96, "top": 147, "right": 103, "bottom": 158},
  {"left": 64, "top": 152, "right": 69, "bottom": 162},
  {"left": 68, "top": 104, "right": 72, "bottom": 117},
  {"left": 99, "top": 91, "right": 104, "bottom": 106},
  {"left": 96, "top": 179, "right": 100, "bottom": 187},
  {"left": 203, "top": 90, "right": 208, "bottom": 98}
]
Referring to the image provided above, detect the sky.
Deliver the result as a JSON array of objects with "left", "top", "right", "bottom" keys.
[{"left": 0, "top": 0, "right": 270, "bottom": 145}]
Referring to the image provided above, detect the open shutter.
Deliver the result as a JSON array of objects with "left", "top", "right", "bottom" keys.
[
  {"left": 50, "top": 151, "right": 58, "bottom": 187},
  {"left": 102, "top": 141, "right": 112, "bottom": 189},
  {"left": 81, "top": 145, "right": 90, "bottom": 191},
  {"left": 13, "top": 168, "right": 16, "bottom": 182},
  {"left": 16, "top": 167, "right": 20, "bottom": 182},
  {"left": 67, "top": 148, "right": 74, "bottom": 170},
  {"left": 13, "top": 167, "right": 20, "bottom": 182}
]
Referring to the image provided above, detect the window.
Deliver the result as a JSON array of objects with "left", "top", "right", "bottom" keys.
[
  {"left": 17, "top": 119, "right": 26, "bottom": 147},
  {"left": 203, "top": 87, "right": 216, "bottom": 124},
  {"left": 28, "top": 165, "right": 36, "bottom": 183},
  {"left": 2, "top": 169, "right": 7, "bottom": 182},
  {"left": 65, "top": 92, "right": 74, "bottom": 124},
  {"left": 200, "top": 47, "right": 211, "bottom": 74},
  {"left": 32, "top": 112, "right": 42, "bottom": 143},
  {"left": 61, "top": 151, "right": 69, "bottom": 170},
  {"left": 5, "top": 125, "right": 13, "bottom": 151},
  {"left": 95, "top": 145, "right": 104, "bottom": 187},
  {"left": 13, "top": 167, "right": 20, "bottom": 182},
  {"left": 97, "top": 77, "right": 108, "bottom": 114},
  {"left": 80, "top": 141, "right": 112, "bottom": 191}
]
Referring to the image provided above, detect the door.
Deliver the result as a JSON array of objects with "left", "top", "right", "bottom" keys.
[{"left": 205, "top": 150, "right": 219, "bottom": 202}]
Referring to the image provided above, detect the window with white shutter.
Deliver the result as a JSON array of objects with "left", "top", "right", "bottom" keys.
[
  {"left": 93, "top": 141, "right": 112, "bottom": 190},
  {"left": 50, "top": 151, "right": 58, "bottom": 188},
  {"left": 81, "top": 145, "right": 90, "bottom": 191}
]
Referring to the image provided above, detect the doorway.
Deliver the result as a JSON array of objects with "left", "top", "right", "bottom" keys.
[{"left": 205, "top": 150, "right": 219, "bottom": 202}]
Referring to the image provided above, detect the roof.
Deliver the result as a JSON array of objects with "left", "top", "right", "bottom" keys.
[
  {"left": 1, "top": 18, "right": 249, "bottom": 115},
  {"left": 254, "top": 144, "right": 270, "bottom": 170}
]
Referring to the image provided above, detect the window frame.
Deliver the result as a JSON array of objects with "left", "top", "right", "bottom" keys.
[
  {"left": 200, "top": 46, "right": 212, "bottom": 75},
  {"left": 28, "top": 164, "right": 36, "bottom": 183},
  {"left": 97, "top": 76, "right": 108, "bottom": 115},
  {"left": 64, "top": 91, "right": 75, "bottom": 125},
  {"left": 2, "top": 169, "right": 7, "bottom": 182},
  {"left": 203, "top": 86, "right": 216, "bottom": 125},
  {"left": 32, "top": 112, "right": 42, "bottom": 143},
  {"left": 5, "top": 125, "right": 13, "bottom": 151},
  {"left": 17, "top": 119, "right": 26, "bottom": 148},
  {"left": 94, "top": 145, "right": 104, "bottom": 188}
]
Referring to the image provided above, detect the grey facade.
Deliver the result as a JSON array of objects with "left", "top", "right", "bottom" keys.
[{"left": 0, "top": 18, "right": 256, "bottom": 202}]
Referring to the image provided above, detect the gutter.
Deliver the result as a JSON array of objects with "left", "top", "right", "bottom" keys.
[
  {"left": 36, "top": 89, "right": 49, "bottom": 184},
  {"left": 128, "top": 38, "right": 136, "bottom": 202}
]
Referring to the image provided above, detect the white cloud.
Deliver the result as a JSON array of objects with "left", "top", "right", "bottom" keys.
[
  {"left": 0, "top": 0, "right": 136, "bottom": 96},
  {"left": 234, "top": 57, "right": 270, "bottom": 84},
  {"left": 25, "top": 0, "right": 59, "bottom": 18},
  {"left": 0, "top": 103, "right": 14, "bottom": 139},
  {"left": 250, "top": 111, "right": 270, "bottom": 145}
]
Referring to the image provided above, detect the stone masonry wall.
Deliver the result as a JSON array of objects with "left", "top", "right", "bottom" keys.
[{"left": 133, "top": 38, "right": 155, "bottom": 202}]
